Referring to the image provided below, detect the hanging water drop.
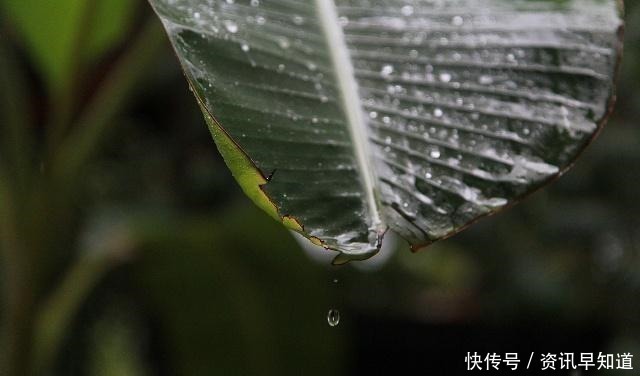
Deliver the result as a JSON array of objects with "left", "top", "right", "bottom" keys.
[{"left": 327, "top": 309, "right": 340, "bottom": 327}]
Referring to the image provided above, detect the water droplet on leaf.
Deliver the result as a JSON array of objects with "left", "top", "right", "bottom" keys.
[
  {"left": 401, "top": 5, "right": 414, "bottom": 16},
  {"left": 224, "top": 20, "right": 238, "bottom": 33},
  {"left": 380, "top": 65, "right": 394, "bottom": 78}
]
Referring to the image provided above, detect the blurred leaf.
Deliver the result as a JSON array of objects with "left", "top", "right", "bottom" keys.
[
  {"left": 131, "top": 204, "right": 345, "bottom": 376},
  {"left": 1, "top": 0, "right": 136, "bottom": 92},
  {"left": 83, "top": 0, "right": 137, "bottom": 63},
  {"left": 149, "top": 0, "right": 622, "bottom": 263},
  {"left": 88, "top": 311, "right": 149, "bottom": 376}
]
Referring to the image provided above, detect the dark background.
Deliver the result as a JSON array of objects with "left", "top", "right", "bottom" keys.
[{"left": 0, "top": 0, "right": 639, "bottom": 375}]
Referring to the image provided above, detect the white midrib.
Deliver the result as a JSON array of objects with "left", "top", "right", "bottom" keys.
[{"left": 315, "top": 0, "right": 382, "bottom": 230}]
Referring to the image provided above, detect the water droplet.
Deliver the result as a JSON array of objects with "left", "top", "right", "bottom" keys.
[
  {"left": 224, "top": 20, "right": 238, "bottom": 33},
  {"left": 439, "top": 72, "right": 452, "bottom": 83},
  {"left": 333, "top": 278, "right": 339, "bottom": 284},
  {"left": 452, "top": 16, "right": 464, "bottom": 26},
  {"left": 380, "top": 64, "right": 394, "bottom": 78},
  {"left": 240, "top": 43, "right": 250, "bottom": 52},
  {"left": 193, "top": 11, "right": 201, "bottom": 19},
  {"left": 250, "top": 0, "right": 259, "bottom": 6},
  {"left": 478, "top": 75, "right": 493, "bottom": 85},
  {"left": 277, "top": 37, "right": 290, "bottom": 49},
  {"left": 401, "top": 5, "right": 414, "bottom": 16},
  {"left": 369, "top": 111, "right": 378, "bottom": 119},
  {"left": 433, "top": 108, "right": 443, "bottom": 117},
  {"left": 293, "top": 15, "right": 304, "bottom": 25},
  {"left": 327, "top": 309, "right": 340, "bottom": 327},
  {"left": 430, "top": 149, "right": 441, "bottom": 159}
]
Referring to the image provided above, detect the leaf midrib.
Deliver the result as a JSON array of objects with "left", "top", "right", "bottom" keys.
[{"left": 315, "top": 0, "right": 382, "bottom": 234}]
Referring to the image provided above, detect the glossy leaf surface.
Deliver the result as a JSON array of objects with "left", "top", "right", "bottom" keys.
[{"left": 149, "top": 0, "right": 622, "bottom": 263}]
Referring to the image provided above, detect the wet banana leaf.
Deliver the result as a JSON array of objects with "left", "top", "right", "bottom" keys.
[{"left": 149, "top": 0, "right": 623, "bottom": 264}]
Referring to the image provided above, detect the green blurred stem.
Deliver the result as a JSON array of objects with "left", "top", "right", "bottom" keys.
[
  {"left": 53, "top": 19, "right": 165, "bottom": 182},
  {"left": 31, "top": 18, "right": 165, "bottom": 373},
  {"left": 0, "top": 36, "right": 33, "bottom": 191},
  {"left": 0, "top": 35, "right": 38, "bottom": 376},
  {"left": 0, "top": 174, "right": 37, "bottom": 376},
  {"left": 32, "top": 251, "right": 121, "bottom": 375},
  {"left": 46, "top": 1, "right": 99, "bottom": 152}
]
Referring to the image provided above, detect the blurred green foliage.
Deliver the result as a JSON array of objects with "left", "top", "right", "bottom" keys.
[
  {"left": 0, "top": 0, "right": 135, "bottom": 93},
  {"left": 0, "top": 0, "right": 639, "bottom": 375}
]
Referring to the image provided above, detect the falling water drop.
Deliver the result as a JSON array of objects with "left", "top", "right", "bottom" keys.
[{"left": 327, "top": 309, "right": 340, "bottom": 327}]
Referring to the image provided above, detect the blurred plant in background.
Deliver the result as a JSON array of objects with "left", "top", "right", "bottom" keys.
[{"left": 0, "top": 0, "right": 639, "bottom": 375}]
